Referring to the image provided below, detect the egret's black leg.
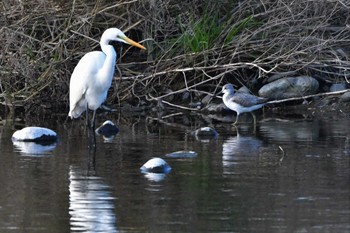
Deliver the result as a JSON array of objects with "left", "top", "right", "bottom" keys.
[
  {"left": 87, "top": 110, "right": 97, "bottom": 149},
  {"left": 91, "top": 110, "right": 96, "bottom": 131},
  {"left": 85, "top": 104, "right": 96, "bottom": 148},
  {"left": 88, "top": 147, "right": 96, "bottom": 176},
  {"left": 89, "top": 126, "right": 96, "bottom": 149},
  {"left": 86, "top": 104, "right": 90, "bottom": 129}
]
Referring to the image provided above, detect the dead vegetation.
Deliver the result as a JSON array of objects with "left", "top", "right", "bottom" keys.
[{"left": 1, "top": 0, "right": 350, "bottom": 111}]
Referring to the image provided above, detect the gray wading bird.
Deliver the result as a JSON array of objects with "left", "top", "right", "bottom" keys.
[{"left": 222, "top": 83, "right": 268, "bottom": 125}]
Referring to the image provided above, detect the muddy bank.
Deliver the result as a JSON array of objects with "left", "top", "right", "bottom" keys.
[
  {"left": 115, "top": 91, "right": 350, "bottom": 122},
  {"left": 0, "top": 97, "right": 349, "bottom": 131},
  {"left": 2, "top": 0, "right": 350, "bottom": 110}
]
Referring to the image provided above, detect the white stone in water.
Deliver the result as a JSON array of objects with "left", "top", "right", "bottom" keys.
[
  {"left": 140, "top": 157, "right": 171, "bottom": 174},
  {"left": 193, "top": 127, "right": 219, "bottom": 138},
  {"left": 12, "top": 127, "right": 57, "bottom": 142},
  {"left": 95, "top": 120, "right": 119, "bottom": 136}
]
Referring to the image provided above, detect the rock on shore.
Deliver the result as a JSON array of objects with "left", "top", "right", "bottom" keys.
[{"left": 259, "top": 76, "right": 319, "bottom": 100}]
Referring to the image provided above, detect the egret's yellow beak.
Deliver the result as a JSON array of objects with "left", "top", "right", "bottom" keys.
[{"left": 122, "top": 36, "right": 146, "bottom": 50}]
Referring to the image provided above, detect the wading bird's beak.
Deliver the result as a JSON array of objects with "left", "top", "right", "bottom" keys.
[
  {"left": 122, "top": 36, "right": 146, "bottom": 50},
  {"left": 213, "top": 90, "right": 223, "bottom": 98}
]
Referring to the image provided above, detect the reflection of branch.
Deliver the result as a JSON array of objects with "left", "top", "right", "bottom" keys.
[
  {"left": 146, "top": 116, "right": 189, "bottom": 130},
  {"left": 147, "top": 94, "right": 199, "bottom": 111}
]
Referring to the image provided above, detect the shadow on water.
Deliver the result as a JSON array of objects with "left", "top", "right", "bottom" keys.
[{"left": 0, "top": 110, "right": 349, "bottom": 232}]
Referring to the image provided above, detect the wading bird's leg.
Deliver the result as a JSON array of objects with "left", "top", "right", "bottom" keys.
[
  {"left": 232, "top": 114, "right": 239, "bottom": 125},
  {"left": 82, "top": 104, "right": 97, "bottom": 148},
  {"left": 91, "top": 110, "right": 96, "bottom": 131},
  {"left": 89, "top": 127, "right": 97, "bottom": 149},
  {"left": 86, "top": 104, "right": 90, "bottom": 129},
  {"left": 86, "top": 105, "right": 97, "bottom": 149},
  {"left": 89, "top": 110, "right": 97, "bottom": 149}
]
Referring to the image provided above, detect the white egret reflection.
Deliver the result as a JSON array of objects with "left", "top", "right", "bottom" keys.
[{"left": 69, "top": 166, "right": 117, "bottom": 232}]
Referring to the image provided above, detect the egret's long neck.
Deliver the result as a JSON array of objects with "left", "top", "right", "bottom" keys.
[{"left": 98, "top": 40, "right": 117, "bottom": 89}]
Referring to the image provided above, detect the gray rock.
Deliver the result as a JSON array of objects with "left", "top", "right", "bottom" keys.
[
  {"left": 259, "top": 76, "right": 319, "bottom": 100},
  {"left": 202, "top": 102, "right": 227, "bottom": 112},
  {"left": 265, "top": 71, "right": 298, "bottom": 83},
  {"left": 237, "top": 86, "right": 250, "bottom": 94},
  {"left": 201, "top": 94, "right": 213, "bottom": 105},
  {"left": 182, "top": 91, "right": 190, "bottom": 101},
  {"left": 340, "top": 92, "right": 350, "bottom": 102},
  {"left": 330, "top": 83, "right": 347, "bottom": 92}
]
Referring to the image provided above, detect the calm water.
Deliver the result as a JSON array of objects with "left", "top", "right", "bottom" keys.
[{"left": 0, "top": 112, "right": 349, "bottom": 233}]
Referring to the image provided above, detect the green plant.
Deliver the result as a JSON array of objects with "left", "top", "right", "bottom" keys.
[
  {"left": 166, "top": 7, "right": 256, "bottom": 56},
  {"left": 224, "top": 15, "right": 256, "bottom": 44}
]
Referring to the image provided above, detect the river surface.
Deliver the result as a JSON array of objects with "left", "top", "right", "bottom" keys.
[{"left": 0, "top": 112, "right": 349, "bottom": 233}]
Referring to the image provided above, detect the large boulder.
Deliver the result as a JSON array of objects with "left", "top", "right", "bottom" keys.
[{"left": 259, "top": 76, "right": 319, "bottom": 100}]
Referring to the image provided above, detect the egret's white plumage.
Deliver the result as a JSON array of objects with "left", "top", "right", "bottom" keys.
[
  {"left": 222, "top": 83, "right": 268, "bottom": 124},
  {"left": 68, "top": 28, "right": 146, "bottom": 128}
]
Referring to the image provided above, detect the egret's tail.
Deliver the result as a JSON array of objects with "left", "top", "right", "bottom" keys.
[{"left": 68, "top": 108, "right": 84, "bottom": 119}]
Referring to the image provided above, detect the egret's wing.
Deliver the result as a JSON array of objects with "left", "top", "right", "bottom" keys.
[{"left": 68, "top": 51, "right": 106, "bottom": 118}]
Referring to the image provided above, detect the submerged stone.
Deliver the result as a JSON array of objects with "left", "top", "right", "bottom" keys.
[
  {"left": 12, "top": 127, "right": 57, "bottom": 142},
  {"left": 166, "top": 150, "right": 198, "bottom": 158},
  {"left": 140, "top": 157, "right": 171, "bottom": 174}
]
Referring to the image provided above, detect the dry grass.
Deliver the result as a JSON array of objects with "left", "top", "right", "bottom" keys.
[{"left": 1, "top": 0, "right": 350, "bottom": 110}]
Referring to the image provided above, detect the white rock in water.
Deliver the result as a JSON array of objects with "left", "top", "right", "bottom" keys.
[
  {"left": 140, "top": 157, "right": 171, "bottom": 174},
  {"left": 192, "top": 127, "right": 219, "bottom": 139},
  {"left": 95, "top": 120, "right": 119, "bottom": 141},
  {"left": 12, "top": 127, "right": 57, "bottom": 142}
]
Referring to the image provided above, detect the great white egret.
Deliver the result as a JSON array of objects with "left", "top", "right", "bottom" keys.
[
  {"left": 222, "top": 83, "right": 268, "bottom": 124},
  {"left": 68, "top": 28, "right": 146, "bottom": 129}
]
